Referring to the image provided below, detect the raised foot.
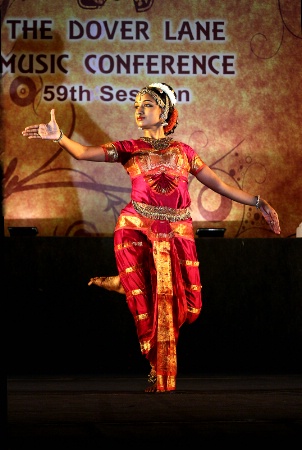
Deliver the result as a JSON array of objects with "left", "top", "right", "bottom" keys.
[{"left": 88, "top": 275, "right": 125, "bottom": 294}]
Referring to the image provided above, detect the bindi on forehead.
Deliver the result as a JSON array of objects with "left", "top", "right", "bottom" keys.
[{"left": 135, "top": 93, "right": 156, "bottom": 104}]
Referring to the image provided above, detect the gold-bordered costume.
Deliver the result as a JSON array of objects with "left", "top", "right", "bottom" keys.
[{"left": 102, "top": 138, "right": 205, "bottom": 392}]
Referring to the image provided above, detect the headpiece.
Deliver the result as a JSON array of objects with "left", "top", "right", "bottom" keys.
[
  {"left": 148, "top": 83, "right": 177, "bottom": 106},
  {"left": 138, "top": 83, "right": 177, "bottom": 123},
  {"left": 137, "top": 83, "right": 178, "bottom": 134}
]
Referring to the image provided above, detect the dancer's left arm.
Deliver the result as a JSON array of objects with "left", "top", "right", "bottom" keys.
[{"left": 196, "top": 165, "right": 281, "bottom": 234}]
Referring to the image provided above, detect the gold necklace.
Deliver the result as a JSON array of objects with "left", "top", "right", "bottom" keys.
[{"left": 140, "top": 136, "right": 172, "bottom": 150}]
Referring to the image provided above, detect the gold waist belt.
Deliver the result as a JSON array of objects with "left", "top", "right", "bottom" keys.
[{"left": 132, "top": 200, "right": 191, "bottom": 222}]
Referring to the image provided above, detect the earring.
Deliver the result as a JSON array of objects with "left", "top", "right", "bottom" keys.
[
  {"left": 160, "top": 113, "right": 168, "bottom": 127},
  {"left": 138, "top": 126, "right": 142, "bottom": 130}
]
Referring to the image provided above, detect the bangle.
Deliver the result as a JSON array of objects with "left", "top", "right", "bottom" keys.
[
  {"left": 53, "top": 129, "right": 64, "bottom": 142},
  {"left": 255, "top": 195, "right": 260, "bottom": 209}
]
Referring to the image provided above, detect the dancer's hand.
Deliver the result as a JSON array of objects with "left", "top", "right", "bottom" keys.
[
  {"left": 259, "top": 200, "right": 281, "bottom": 234},
  {"left": 22, "top": 109, "right": 61, "bottom": 140}
]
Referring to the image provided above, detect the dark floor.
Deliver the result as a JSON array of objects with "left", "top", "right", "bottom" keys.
[{"left": 4, "top": 373, "right": 302, "bottom": 448}]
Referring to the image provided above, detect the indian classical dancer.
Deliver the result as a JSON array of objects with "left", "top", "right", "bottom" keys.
[{"left": 22, "top": 82, "right": 280, "bottom": 392}]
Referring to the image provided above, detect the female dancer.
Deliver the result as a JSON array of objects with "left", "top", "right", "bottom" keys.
[{"left": 22, "top": 82, "right": 280, "bottom": 392}]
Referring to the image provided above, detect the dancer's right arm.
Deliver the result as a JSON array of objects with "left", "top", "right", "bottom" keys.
[{"left": 21, "top": 109, "right": 106, "bottom": 162}]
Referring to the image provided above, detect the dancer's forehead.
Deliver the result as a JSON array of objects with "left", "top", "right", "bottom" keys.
[
  {"left": 136, "top": 87, "right": 166, "bottom": 109},
  {"left": 134, "top": 93, "right": 158, "bottom": 105}
]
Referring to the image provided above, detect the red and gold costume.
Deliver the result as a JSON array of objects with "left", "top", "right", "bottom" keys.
[{"left": 102, "top": 138, "right": 205, "bottom": 392}]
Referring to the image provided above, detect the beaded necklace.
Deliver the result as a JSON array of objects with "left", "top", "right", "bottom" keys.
[{"left": 140, "top": 136, "right": 172, "bottom": 150}]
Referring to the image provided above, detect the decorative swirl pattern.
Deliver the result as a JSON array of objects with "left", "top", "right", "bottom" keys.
[{"left": 250, "top": 0, "right": 301, "bottom": 59}]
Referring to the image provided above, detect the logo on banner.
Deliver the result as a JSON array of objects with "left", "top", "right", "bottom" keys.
[{"left": 77, "top": 0, "right": 154, "bottom": 12}]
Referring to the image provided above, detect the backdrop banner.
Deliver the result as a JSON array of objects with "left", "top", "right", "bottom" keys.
[{"left": 1, "top": 0, "right": 301, "bottom": 237}]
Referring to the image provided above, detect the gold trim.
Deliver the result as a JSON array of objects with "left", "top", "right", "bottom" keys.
[
  {"left": 102, "top": 143, "right": 118, "bottom": 162},
  {"left": 180, "top": 259, "right": 199, "bottom": 266},
  {"left": 188, "top": 306, "right": 201, "bottom": 314},
  {"left": 132, "top": 200, "right": 191, "bottom": 222}
]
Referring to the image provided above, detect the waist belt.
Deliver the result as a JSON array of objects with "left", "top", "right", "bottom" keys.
[{"left": 132, "top": 200, "right": 191, "bottom": 222}]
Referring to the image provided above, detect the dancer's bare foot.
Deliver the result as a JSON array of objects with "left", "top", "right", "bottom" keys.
[
  {"left": 144, "top": 383, "right": 175, "bottom": 393},
  {"left": 145, "top": 367, "right": 158, "bottom": 392},
  {"left": 145, "top": 382, "right": 158, "bottom": 393},
  {"left": 88, "top": 275, "right": 125, "bottom": 294}
]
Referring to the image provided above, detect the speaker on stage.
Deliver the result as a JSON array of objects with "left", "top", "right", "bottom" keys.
[{"left": 8, "top": 227, "right": 39, "bottom": 237}]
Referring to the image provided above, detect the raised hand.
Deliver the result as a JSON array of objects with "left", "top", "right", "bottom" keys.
[{"left": 21, "top": 109, "right": 60, "bottom": 140}]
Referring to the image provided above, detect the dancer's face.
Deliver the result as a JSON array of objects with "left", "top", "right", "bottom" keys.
[{"left": 134, "top": 93, "right": 162, "bottom": 130}]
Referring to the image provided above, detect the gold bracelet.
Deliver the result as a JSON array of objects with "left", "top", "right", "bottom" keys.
[
  {"left": 255, "top": 195, "right": 260, "bottom": 209},
  {"left": 53, "top": 129, "right": 64, "bottom": 142}
]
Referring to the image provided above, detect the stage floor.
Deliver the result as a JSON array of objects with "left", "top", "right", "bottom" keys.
[{"left": 5, "top": 373, "right": 302, "bottom": 448}]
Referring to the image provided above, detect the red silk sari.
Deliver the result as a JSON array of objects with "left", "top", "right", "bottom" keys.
[{"left": 103, "top": 139, "right": 205, "bottom": 391}]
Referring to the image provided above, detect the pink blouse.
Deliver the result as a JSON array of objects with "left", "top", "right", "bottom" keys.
[{"left": 103, "top": 139, "right": 205, "bottom": 210}]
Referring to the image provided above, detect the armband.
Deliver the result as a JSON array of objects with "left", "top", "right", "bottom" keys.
[{"left": 255, "top": 195, "right": 260, "bottom": 209}]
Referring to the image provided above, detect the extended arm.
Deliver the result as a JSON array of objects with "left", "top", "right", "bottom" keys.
[
  {"left": 197, "top": 165, "right": 281, "bottom": 234},
  {"left": 22, "top": 109, "right": 106, "bottom": 162}
]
